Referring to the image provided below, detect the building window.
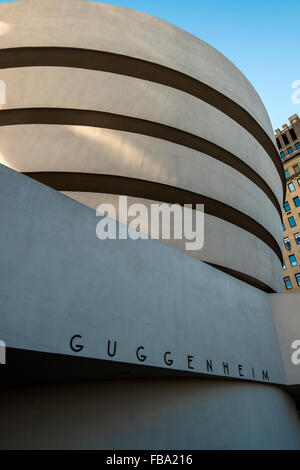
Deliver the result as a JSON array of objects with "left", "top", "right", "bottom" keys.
[
  {"left": 288, "top": 216, "right": 296, "bottom": 227},
  {"left": 290, "top": 128, "right": 297, "bottom": 141},
  {"left": 284, "top": 201, "right": 291, "bottom": 212},
  {"left": 282, "top": 133, "right": 289, "bottom": 145},
  {"left": 284, "top": 276, "right": 293, "bottom": 289},
  {"left": 276, "top": 138, "right": 282, "bottom": 149},
  {"left": 283, "top": 222, "right": 286, "bottom": 231},
  {"left": 293, "top": 196, "right": 300, "bottom": 207},
  {"left": 294, "top": 164, "right": 300, "bottom": 174},
  {"left": 284, "top": 237, "right": 291, "bottom": 250},
  {"left": 285, "top": 170, "right": 290, "bottom": 179},
  {"left": 289, "top": 254, "right": 298, "bottom": 267},
  {"left": 280, "top": 151, "right": 285, "bottom": 159},
  {"left": 296, "top": 142, "right": 300, "bottom": 150},
  {"left": 288, "top": 147, "right": 293, "bottom": 155},
  {"left": 295, "top": 273, "right": 300, "bottom": 286},
  {"left": 283, "top": 262, "right": 286, "bottom": 270},
  {"left": 294, "top": 233, "right": 300, "bottom": 245},
  {"left": 288, "top": 182, "right": 296, "bottom": 192}
]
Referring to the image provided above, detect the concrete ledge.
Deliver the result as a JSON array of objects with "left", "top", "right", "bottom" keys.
[{"left": 0, "top": 378, "right": 299, "bottom": 449}]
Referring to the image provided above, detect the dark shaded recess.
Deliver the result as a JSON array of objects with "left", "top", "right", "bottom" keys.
[{"left": 0, "top": 348, "right": 273, "bottom": 389}]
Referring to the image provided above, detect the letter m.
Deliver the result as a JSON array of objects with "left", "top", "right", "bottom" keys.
[{"left": 262, "top": 370, "right": 269, "bottom": 381}]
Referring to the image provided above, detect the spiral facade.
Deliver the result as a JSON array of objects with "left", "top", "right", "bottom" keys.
[{"left": 0, "top": 0, "right": 284, "bottom": 292}]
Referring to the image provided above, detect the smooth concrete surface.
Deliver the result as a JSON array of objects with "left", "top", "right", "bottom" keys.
[
  {"left": 269, "top": 293, "right": 300, "bottom": 385},
  {"left": 0, "top": 0, "right": 275, "bottom": 138},
  {"left": 63, "top": 191, "right": 283, "bottom": 292},
  {"left": 0, "top": 66, "right": 282, "bottom": 202},
  {"left": 0, "top": 164, "right": 285, "bottom": 381},
  {"left": 0, "top": 379, "right": 300, "bottom": 449},
  {"left": 0, "top": 123, "right": 282, "bottom": 249}
]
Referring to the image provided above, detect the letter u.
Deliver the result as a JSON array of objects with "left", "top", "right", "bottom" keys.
[{"left": 107, "top": 340, "right": 117, "bottom": 357}]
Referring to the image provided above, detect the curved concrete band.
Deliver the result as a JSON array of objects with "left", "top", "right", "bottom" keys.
[
  {"left": 1, "top": 379, "right": 300, "bottom": 450},
  {"left": 0, "top": 52, "right": 284, "bottom": 197},
  {"left": 0, "top": 107, "right": 282, "bottom": 219},
  {"left": 0, "top": 66, "right": 283, "bottom": 204},
  {"left": 28, "top": 172, "right": 282, "bottom": 263},
  {"left": 60, "top": 190, "right": 282, "bottom": 292},
  {"left": 0, "top": 123, "right": 282, "bottom": 246}
]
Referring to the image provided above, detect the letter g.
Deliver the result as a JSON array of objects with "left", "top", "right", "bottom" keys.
[{"left": 70, "top": 335, "right": 84, "bottom": 353}]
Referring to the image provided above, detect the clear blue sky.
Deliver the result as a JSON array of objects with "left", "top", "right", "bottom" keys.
[{"left": 1, "top": 0, "right": 299, "bottom": 130}]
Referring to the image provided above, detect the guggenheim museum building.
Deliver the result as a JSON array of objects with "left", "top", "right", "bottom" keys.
[{"left": 0, "top": 0, "right": 300, "bottom": 449}]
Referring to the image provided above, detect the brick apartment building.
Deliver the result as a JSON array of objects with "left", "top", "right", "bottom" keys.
[{"left": 275, "top": 114, "right": 300, "bottom": 291}]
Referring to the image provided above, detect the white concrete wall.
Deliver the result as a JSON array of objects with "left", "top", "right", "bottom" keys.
[{"left": 0, "top": 164, "right": 286, "bottom": 381}]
